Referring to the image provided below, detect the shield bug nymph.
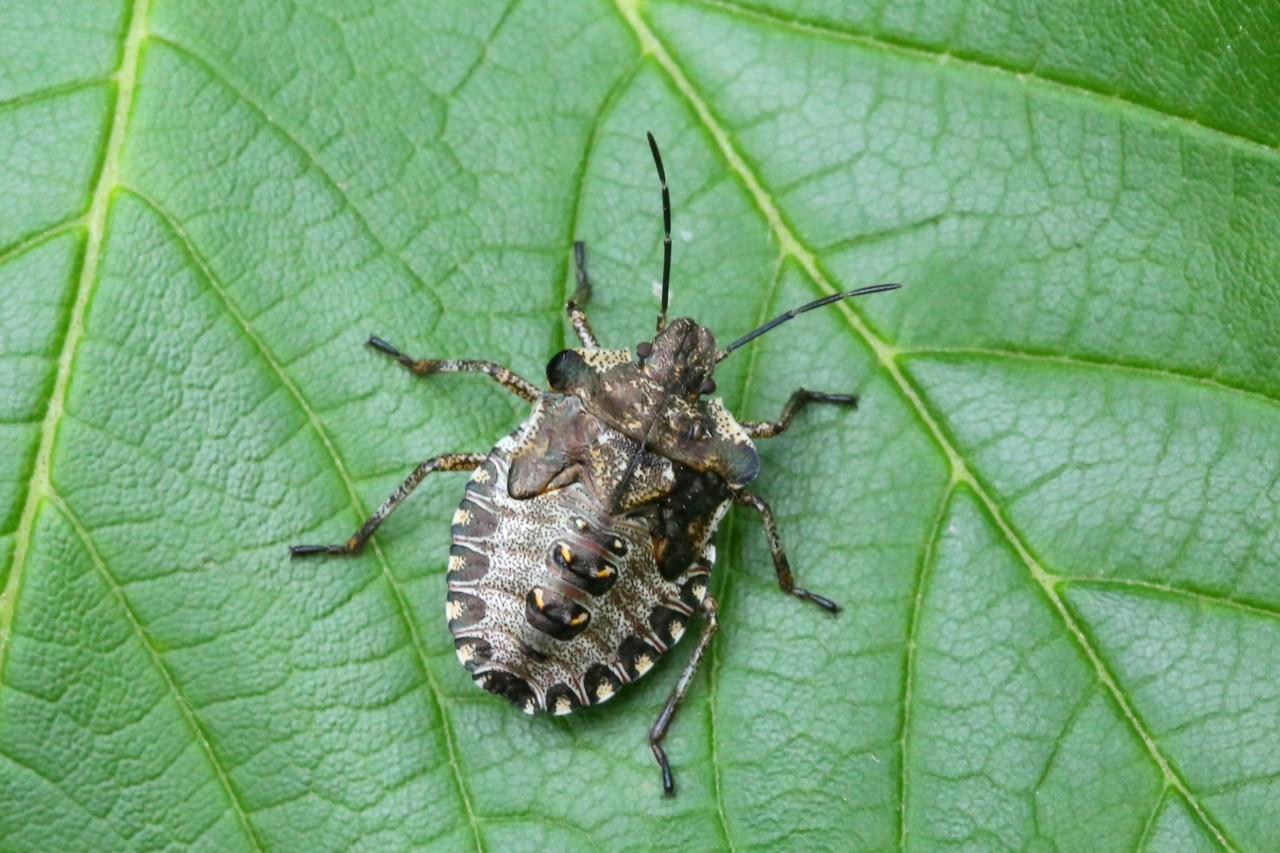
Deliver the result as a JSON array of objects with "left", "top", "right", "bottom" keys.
[{"left": 292, "top": 133, "right": 899, "bottom": 795}]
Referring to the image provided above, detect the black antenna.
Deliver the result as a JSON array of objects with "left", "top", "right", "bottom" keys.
[
  {"left": 647, "top": 132, "right": 672, "bottom": 332},
  {"left": 717, "top": 283, "right": 901, "bottom": 360}
]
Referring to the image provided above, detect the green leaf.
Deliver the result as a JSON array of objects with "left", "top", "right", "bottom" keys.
[{"left": 2, "top": 0, "right": 1276, "bottom": 849}]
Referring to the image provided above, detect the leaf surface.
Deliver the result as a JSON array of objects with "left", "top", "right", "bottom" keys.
[{"left": 1, "top": 0, "right": 1277, "bottom": 850}]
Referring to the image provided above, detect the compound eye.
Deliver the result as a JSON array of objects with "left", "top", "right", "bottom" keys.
[
  {"left": 546, "top": 349, "right": 585, "bottom": 390},
  {"left": 635, "top": 342, "right": 654, "bottom": 363},
  {"left": 699, "top": 377, "right": 716, "bottom": 395}
]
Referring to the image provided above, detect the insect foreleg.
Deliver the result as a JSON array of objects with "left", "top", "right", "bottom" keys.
[
  {"left": 740, "top": 388, "right": 856, "bottom": 439},
  {"left": 291, "top": 452, "right": 489, "bottom": 557},
  {"left": 366, "top": 336, "right": 540, "bottom": 401},
  {"left": 566, "top": 240, "right": 601, "bottom": 349}
]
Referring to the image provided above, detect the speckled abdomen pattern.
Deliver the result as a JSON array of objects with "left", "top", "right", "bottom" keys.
[{"left": 446, "top": 442, "right": 710, "bottom": 715}]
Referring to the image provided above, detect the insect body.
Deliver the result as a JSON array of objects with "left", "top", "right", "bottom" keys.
[
  {"left": 447, "top": 391, "right": 715, "bottom": 719},
  {"left": 292, "top": 134, "right": 899, "bottom": 795}
]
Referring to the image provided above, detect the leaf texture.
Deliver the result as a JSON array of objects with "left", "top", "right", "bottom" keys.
[{"left": 1, "top": 0, "right": 1277, "bottom": 850}]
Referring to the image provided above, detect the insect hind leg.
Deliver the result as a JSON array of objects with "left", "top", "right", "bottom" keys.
[
  {"left": 291, "top": 452, "right": 488, "bottom": 557},
  {"left": 649, "top": 595, "right": 719, "bottom": 796},
  {"left": 733, "top": 490, "right": 840, "bottom": 615}
]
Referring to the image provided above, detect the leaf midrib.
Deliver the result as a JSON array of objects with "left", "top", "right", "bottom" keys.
[
  {"left": 0, "top": 0, "right": 141, "bottom": 686},
  {"left": 615, "top": 0, "right": 1237, "bottom": 848},
  {"left": 2, "top": 0, "right": 1264, "bottom": 847},
  {"left": 0, "top": 0, "right": 273, "bottom": 848}
]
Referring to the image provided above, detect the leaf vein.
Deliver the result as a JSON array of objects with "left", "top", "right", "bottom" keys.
[
  {"left": 688, "top": 0, "right": 1280, "bottom": 160},
  {"left": 704, "top": 256, "right": 787, "bottom": 852},
  {"left": 0, "top": 218, "right": 84, "bottom": 269},
  {"left": 120, "top": 187, "right": 486, "bottom": 852},
  {"left": 0, "top": 0, "right": 149, "bottom": 697},
  {"left": 897, "top": 482, "right": 954, "bottom": 850},
  {"left": 445, "top": 0, "right": 522, "bottom": 99},
  {"left": 49, "top": 494, "right": 265, "bottom": 850},
  {"left": 0, "top": 747, "right": 132, "bottom": 847},
  {"left": 0, "top": 78, "right": 113, "bottom": 114},
  {"left": 903, "top": 346, "right": 1280, "bottom": 410},
  {"left": 148, "top": 35, "right": 447, "bottom": 318},
  {"left": 1135, "top": 787, "right": 1168, "bottom": 851},
  {"left": 616, "top": 2, "right": 1239, "bottom": 847},
  {"left": 1066, "top": 578, "right": 1280, "bottom": 624},
  {"left": 553, "top": 58, "right": 646, "bottom": 352}
]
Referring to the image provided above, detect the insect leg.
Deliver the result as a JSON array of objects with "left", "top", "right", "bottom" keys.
[
  {"left": 733, "top": 490, "right": 840, "bottom": 615},
  {"left": 565, "top": 241, "right": 600, "bottom": 348},
  {"left": 366, "top": 336, "right": 539, "bottom": 401},
  {"left": 740, "top": 388, "right": 856, "bottom": 439},
  {"left": 649, "top": 595, "right": 719, "bottom": 797},
  {"left": 291, "top": 452, "right": 489, "bottom": 557}
]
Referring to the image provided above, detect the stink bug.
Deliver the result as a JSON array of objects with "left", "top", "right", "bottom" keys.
[{"left": 292, "top": 134, "right": 899, "bottom": 795}]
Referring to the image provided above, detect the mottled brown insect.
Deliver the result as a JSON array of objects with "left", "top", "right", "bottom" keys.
[{"left": 292, "top": 134, "right": 899, "bottom": 795}]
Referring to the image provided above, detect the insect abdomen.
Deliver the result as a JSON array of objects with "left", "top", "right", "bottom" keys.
[{"left": 447, "top": 431, "right": 709, "bottom": 716}]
